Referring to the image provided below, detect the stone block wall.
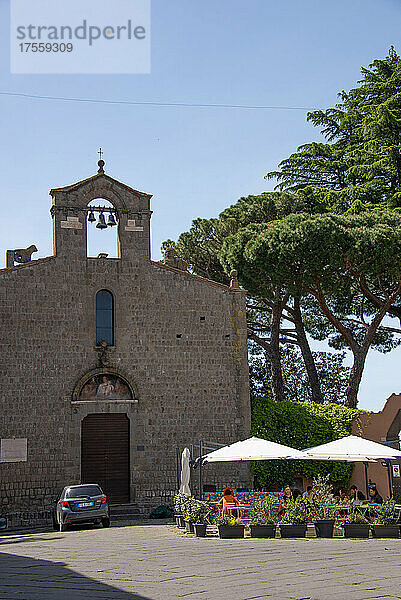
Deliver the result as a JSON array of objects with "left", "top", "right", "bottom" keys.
[{"left": 0, "top": 171, "right": 251, "bottom": 527}]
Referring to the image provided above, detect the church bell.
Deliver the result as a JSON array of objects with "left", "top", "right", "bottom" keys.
[
  {"left": 107, "top": 213, "right": 116, "bottom": 227},
  {"left": 88, "top": 211, "right": 96, "bottom": 223},
  {"left": 96, "top": 213, "right": 107, "bottom": 230}
]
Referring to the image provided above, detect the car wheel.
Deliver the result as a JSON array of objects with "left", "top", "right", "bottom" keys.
[{"left": 102, "top": 517, "right": 110, "bottom": 528}]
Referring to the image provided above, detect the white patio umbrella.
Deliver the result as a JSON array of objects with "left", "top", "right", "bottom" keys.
[
  {"left": 302, "top": 435, "right": 401, "bottom": 461},
  {"left": 303, "top": 435, "right": 401, "bottom": 497},
  {"left": 201, "top": 436, "right": 305, "bottom": 463},
  {"left": 179, "top": 447, "right": 191, "bottom": 495}
]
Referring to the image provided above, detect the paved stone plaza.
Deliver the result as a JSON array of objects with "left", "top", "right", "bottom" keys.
[{"left": 1, "top": 523, "right": 401, "bottom": 600}]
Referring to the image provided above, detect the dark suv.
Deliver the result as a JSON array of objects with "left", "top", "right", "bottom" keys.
[{"left": 53, "top": 484, "right": 110, "bottom": 531}]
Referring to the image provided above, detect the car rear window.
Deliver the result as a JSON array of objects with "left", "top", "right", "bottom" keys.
[{"left": 66, "top": 485, "right": 102, "bottom": 498}]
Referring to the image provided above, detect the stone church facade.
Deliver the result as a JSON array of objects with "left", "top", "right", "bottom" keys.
[{"left": 0, "top": 163, "right": 250, "bottom": 526}]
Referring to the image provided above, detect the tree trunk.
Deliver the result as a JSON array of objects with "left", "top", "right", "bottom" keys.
[
  {"left": 346, "top": 351, "right": 366, "bottom": 409},
  {"left": 269, "top": 294, "right": 285, "bottom": 402},
  {"left": 293, "top": 298, "right": 324, "bottom": 404},
  {"left": 269, "top": 345, "right": 285, "bottom": 403},
  {"left": 247, "top": 329, "right": 284, "bottom": 403},
  {"left": 312, "top": 278, "right": 401, "bottom": 408}
]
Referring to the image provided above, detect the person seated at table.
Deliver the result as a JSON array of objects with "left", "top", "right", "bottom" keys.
[
  {"left": 349, "top": 484, "right": 366, "bottom": 505},
  {"left": 368, "top": 484, "right": 383, "bottom": 504},
  {"left": 217, "top": 487, "right": 240, "bottom": 516},
  {"left": 302, "top": 485, "right": 314, "bottom": 503},
  {"left": 283, "top": 486, "right": 293, "bottom": 503},
  {"left": 336, "top": 488, "right": 350, "bottom": 517},
  {"left": 277, "top": 485, "right": 293, "bottom": 518},
  {"left": 293, "top": 489, "right": 302, "bottom": 500},
  {"left": 330, "top": 487, "right": 340, "bottom": 502}
]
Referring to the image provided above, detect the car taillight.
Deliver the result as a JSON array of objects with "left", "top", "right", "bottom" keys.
[
  {"left": 101, "top": 496, "right": 107, "bottom": 504},
  {"left": 62, "top": 500, "right": 70, "bottom": 508}
]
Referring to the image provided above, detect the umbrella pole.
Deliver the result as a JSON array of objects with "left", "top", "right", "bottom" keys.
[
  {"left": 176, "top": 446, "right": 180, "bottom": 492},
  {"left": 199, "top": 440, "right": 203, "bottom": 500},
  {"left": 386, "top": 459, "right": 393, "bottom": 499},
  {"left": 190, "top": 444, "right": 194, "bottom": 494},
  {"left": 364, "top": 461, "right": 369, "bottom": 498}
]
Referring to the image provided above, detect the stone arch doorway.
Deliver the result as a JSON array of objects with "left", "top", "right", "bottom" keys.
[{"left": 81, "top": 414, "right": 130, "bottom": 504}]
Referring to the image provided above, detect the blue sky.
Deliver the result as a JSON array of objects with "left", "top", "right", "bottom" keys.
[{"left": 1, "top": 0, "right": 401, "bottom": 411}]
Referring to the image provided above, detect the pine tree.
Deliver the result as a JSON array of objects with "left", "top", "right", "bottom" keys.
[{"left": 267, "top": 47, "right": 401, "bottom": 211}]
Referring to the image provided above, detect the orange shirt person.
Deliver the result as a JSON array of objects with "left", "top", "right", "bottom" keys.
[{"left": 217, "top": 487, "right": 240, "bottom": 516}]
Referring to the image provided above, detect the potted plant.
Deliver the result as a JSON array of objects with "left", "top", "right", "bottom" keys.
[
  {"left": 215, "top": 514, "right": 245, "bottom": 539},
  {"left": 343, "top": 510, "right": 371, "bottom": 538},
  {"left": 279, "top": 497, "right": 308, "bottom": 538},
  {"left": 249, "top": 496, "right": 276, "bottom": 538},
  {"left": 371, "top": 500, "right": 400, "bottom": 538},
  {"left": 183, "top": 496, "right": 199, "bottom": 533},
  {"left": 311, "top": 474, "right": 336, "bottom": 538},
  {"left": 173, "top": 493, "right": 190, "bottom": 528},
  {"left": 192, "top": 500, "right": 212, "bottom": 537}
]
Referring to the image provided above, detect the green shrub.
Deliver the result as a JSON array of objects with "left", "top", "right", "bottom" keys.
[
  {"left": 173, "top": 493, "right": 191, "bottom": 515},
  {"left": 372, "top": 500, "right": 398, "bottom": 525},
  {"left": 251, "top": 396, "right": 362, "bottom": 489},
  {"left": 249, "top": 497, "right": 276, "bottom": 525},
  {"left": 214, "top": 514, "right": 242, "bottom": 526},
  {"left": 280, "top": 497, "right": 308, "bottom": 524},
  {"left": 311, "top": 474, "right": 337, "bottom": 520},
  {"left": 347, "top": 510, "right": 369, "bottom": 524}
]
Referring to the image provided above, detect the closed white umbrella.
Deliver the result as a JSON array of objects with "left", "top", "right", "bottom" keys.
[
  {"left": 179, "top": 447, "right": 191, "bottom": 495},
  {"left": 201, "top": 436, "right": 305, "bottom": 463}
]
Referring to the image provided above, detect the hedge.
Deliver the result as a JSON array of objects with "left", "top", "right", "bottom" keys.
[{"left": 251, "top": 396, "right": 362, "bottom": 489}]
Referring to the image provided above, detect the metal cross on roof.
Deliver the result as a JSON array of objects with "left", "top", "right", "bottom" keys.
[{"left": 98, "top": 147, "right": 103, "bottom": 160}]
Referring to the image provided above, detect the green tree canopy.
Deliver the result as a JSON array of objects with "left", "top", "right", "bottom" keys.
[
  {"left": 267, "top": 47, "right": 401, "bottom": 211},
  {"left": 220, "top": 211, "right": 401, "bottom": 407}
]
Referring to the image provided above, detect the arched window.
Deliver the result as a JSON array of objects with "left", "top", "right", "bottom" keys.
[
  {"left": 96, "top": 290, "right": 114, "bottom": 346},
  {"left": 87, "top": 198, "right": 119, "bottom": 258}
]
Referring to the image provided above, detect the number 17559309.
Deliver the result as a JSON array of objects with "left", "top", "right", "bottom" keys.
[{"left": 19, "top": 43, "right": 73, "bottom": 52}]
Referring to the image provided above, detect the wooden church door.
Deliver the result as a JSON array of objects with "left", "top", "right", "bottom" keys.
[{"left": 81, "top": 414, "right": 130, "bottom": 504}]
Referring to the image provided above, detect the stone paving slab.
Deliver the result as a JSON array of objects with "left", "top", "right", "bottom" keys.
[{"left": 0, "top": 524, "right": 401, "bottom": 600}]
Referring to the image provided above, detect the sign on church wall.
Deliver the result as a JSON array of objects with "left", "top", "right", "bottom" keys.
[{"left": 0, "top": 438, "right": 27, "bottom": 462}]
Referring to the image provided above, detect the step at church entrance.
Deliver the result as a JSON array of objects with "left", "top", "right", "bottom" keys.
[{"left": 81, "top": 413, "right": 130, "bottom": 504}]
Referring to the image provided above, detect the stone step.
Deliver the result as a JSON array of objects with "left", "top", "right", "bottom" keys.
[{"left": 109, "top": 504, "right": 143, "bottom": 520}]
